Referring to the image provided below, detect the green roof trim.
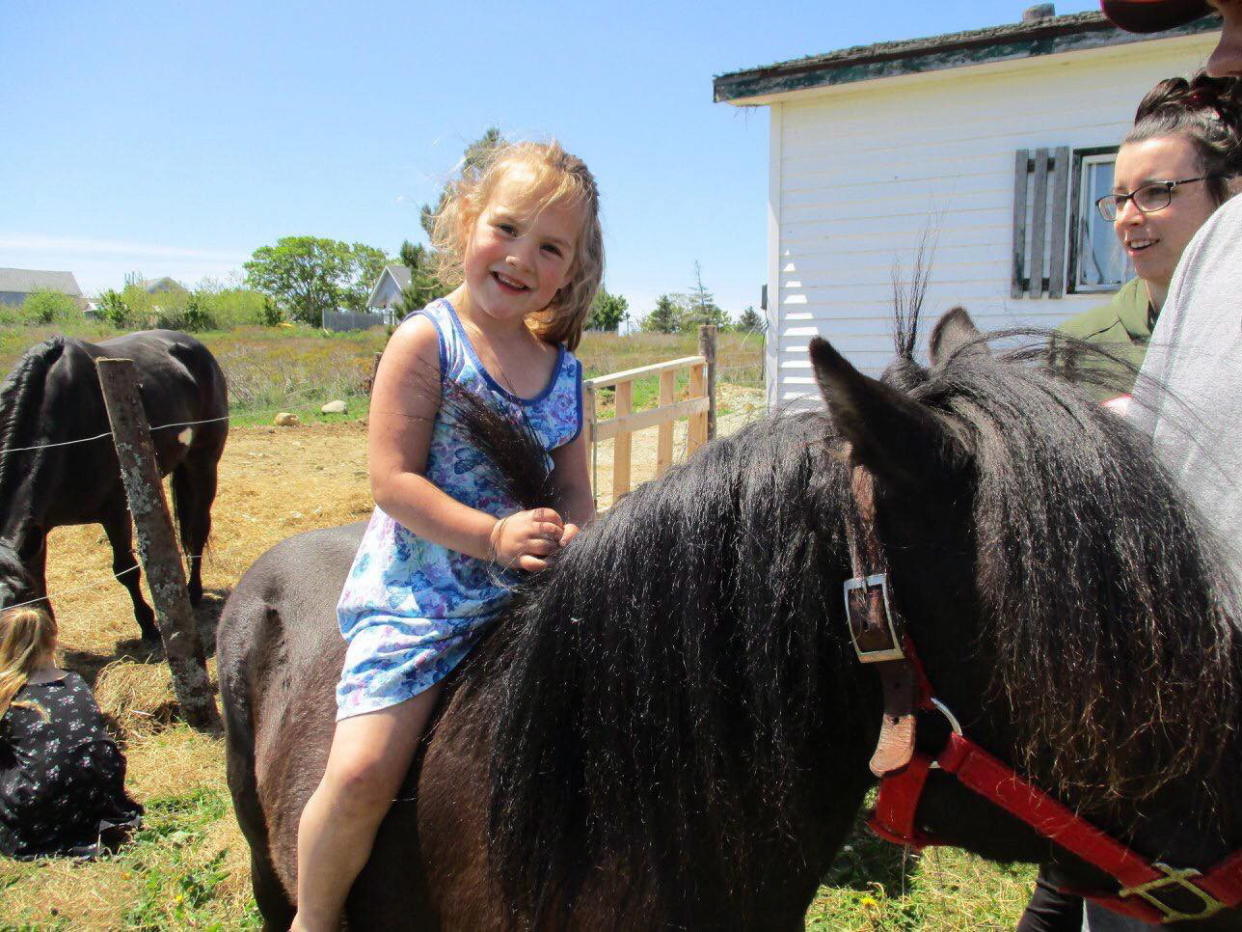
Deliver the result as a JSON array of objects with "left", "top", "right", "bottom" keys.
[{"left": 713, "top": 12, "right": 1220, "bottom": 104}]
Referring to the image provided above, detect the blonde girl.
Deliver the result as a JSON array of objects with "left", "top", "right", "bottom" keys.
[
  {"left": 0, "top": 606, "right": 141, "bottom": 858},
  {"left": 293, "top": 140, "right": 603, "bottom": 930}
]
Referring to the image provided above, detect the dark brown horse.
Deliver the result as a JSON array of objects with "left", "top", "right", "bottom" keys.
[
  {"left": 218, "top": 308, "right": 1240, "bottom": 929},
  {"left": 0, "top": 330, "right": 228, "bottom": 641}
]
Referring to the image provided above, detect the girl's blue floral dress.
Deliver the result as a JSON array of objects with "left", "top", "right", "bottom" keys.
[{"left": 335, "top": 298, "right": 582, "bottom": 720}]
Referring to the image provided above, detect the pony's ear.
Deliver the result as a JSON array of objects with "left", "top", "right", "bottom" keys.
[
  {"left": 928, "top": 307, "right": 989, "bottom": 367},
  {"left": 810, "top": 336, "right": 964, "bottom": 487}
]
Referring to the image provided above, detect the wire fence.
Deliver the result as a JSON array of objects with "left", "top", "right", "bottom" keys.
[{"left": 0, "top": 414, "right": 233, "bottom": 460}]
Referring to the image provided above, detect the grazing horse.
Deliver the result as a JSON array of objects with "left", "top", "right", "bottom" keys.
[
  {"left": 0, "top": 330, "right": 228, "bottom": 641},
  {"left": 218, "top": 307, "right": 1240, "bottom": 929}
]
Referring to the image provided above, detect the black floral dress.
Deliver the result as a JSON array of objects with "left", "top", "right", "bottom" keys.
[{"left": 0, "top": 672, "right": 142, "bottom": 859}]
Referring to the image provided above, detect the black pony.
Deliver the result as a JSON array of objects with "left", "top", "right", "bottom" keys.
[
  {"left": 219, "top": 307, "right": 1239, "bottom": 929},
  {"left": 0, "top": 330, "right": 228, "bottom": 641}
]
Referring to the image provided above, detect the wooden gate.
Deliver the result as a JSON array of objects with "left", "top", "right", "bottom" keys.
[{"left": 586, "top": 325, "right": 717, "bottom": 511}]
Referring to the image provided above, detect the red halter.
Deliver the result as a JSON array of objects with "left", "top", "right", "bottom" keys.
[{"left": 842, "top": 465, "right": 1242, "bottom": 925}]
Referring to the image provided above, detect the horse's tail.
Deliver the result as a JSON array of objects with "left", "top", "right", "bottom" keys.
[
  {"left": 166, "top": 336, "right": 230, "bottom": 447},
  {"left": 0, "top": 338, "right": 68, "bottom": 499},
  {"left": 164, "top": 337, "right": 229, "bottom": 591}
]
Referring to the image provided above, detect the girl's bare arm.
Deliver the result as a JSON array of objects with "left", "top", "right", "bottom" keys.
[{"left": 549, "top": 385, "right": 596, "bottom": 546}]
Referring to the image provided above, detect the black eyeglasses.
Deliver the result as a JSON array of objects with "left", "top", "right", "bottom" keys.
[{"left": 1096, "top": 176, "right": 1216, "bottom": 221}]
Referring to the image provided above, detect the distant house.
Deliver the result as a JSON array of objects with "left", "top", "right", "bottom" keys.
[
  {"left": 0, "top": 268, "right": 84, "bottom": 309},
  {"left": 141, "top": 277, "right": 187, "bottom": 295},
  {"left": 713, "top": 8, "right": 1220, "bottom": 407},
  {"left": 367, "top": 264, "right": 411, "bottom": 318}
]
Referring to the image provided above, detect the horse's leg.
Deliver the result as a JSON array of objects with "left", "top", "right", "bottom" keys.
[
  {"left": 21, "top": 529, "right": 49, "bottom": 607},
  {"left": 101, "top": 510, "right": 159, "bottom": 642},
  {"left": 171, "top": 452, "right": 219, "bottom": 606}
]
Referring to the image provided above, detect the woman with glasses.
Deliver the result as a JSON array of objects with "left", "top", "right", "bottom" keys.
[
  {"left": 1057, "top": 71, "right": 1240, "bottom": 401},
  {"left": 1023, "top": 67, "right": 1240, "bottom": 932}
]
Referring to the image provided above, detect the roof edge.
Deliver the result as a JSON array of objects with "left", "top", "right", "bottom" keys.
[{"left": 714, "top": 12, "right": 1220, "bottom": 104}]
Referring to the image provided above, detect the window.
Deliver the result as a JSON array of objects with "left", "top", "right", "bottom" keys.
[
  {"left": 1012, "top": 146, "right": 1133, "bottom": 299},
  {"left": 1068, "top": 148, "right": 1134, "bottom": 293}
]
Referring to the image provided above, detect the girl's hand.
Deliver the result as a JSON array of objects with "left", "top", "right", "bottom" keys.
[
  {"left": 559, "top": 523, "right": 581, "bottom": 548},
  {"left": 489, "top": 508, "right": 565, "bottom": 572}
]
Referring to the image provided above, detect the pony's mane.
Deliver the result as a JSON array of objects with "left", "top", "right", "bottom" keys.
[
  {"left": 893, "top": 314, "right": 1241, "bottom": 817},
  {"left": 0, "top": 339, "right": 67, "bottom": 501},
  {"left": 462, "top": 306, "right": 1240, "bottom": 925},
  {"left": 467, "top": 410, "right": 859, "bottom": 926}
]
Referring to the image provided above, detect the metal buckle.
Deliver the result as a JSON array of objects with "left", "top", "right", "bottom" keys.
[
  {"left": 843, "top": 573, "right": 906, "bottom": 663},
  {"left": 926, "top": 698, "right": 963, "bottom": 771},
  {"left": 1118, "top": 862, "right": 1226, "bottom": 923}
]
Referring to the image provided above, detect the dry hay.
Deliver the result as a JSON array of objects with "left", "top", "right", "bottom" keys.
[
  {"left": 95, "top": 658, "right": 178, "bottom": 738},
  {"left": 123, "top": 723, "right": 227, "bottom": 801}
]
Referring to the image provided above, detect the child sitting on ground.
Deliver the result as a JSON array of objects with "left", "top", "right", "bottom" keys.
[{"left": 0, "top": 605, "right": 142, "bottom": 859}]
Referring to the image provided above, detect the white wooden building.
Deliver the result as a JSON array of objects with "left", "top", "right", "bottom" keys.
[{"left": 713, "top": 9, "right": 1220, "bottom": 407}]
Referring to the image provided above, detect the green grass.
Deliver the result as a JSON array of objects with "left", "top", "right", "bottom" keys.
[
  {"left": 119, "top": 789, "right": 261, "bottom": 931},
  {"left": 0, "top": 790, "right": 1034, "bottom": 930},
  {"left": 1, "top": 784, "right": 261, "bottom": 930},
  {"left": 806, "top": 810, "right": 1037, "bottom": 930}
]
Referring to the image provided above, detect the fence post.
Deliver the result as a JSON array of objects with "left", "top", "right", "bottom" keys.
[
  {"left": 612, "top": 380, "right": 633, "bottom": 506},
  {"left": 656, "top": 370, "right": 675, "bottom": 476},
  {"left": 699, "top": 324, "right": 717, "bottom": 441},
  {"left": 584, "top": 383, "right": 599, "bottom": 514},
  {"left": 96, "top": 359, "right": 221, "bottom": 733}
]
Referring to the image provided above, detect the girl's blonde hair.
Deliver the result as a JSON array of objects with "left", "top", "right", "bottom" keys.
[
  {"left": 0, "top": 606, "right": 56, "bottom": 720},
  {"left": 431, "top": 140, "right": 604, "bottom": 351}
]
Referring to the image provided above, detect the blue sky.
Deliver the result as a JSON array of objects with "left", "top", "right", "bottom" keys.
[{"left": 2, "top": 0, "right": 1100, "bottom": 322}]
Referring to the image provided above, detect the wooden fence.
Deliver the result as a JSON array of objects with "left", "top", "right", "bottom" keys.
[{"left": 586, "top": 325, "right": 717, "bottom": 510}]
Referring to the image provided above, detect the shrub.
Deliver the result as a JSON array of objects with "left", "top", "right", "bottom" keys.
[
  {"left": 260, "top": 297, "right": 284, "bottom": 327},
  {"left": 201, "top": 288, "right": 270, "bottom": 328},
  {"left": 98, "top": 290, "right": 133, "bottom": 328},
  {"left": 155, "top": 293, "right": 216, "bottom": 332},
  {"left": 20, "top": 289, "right": 79, "bottom": 325}
]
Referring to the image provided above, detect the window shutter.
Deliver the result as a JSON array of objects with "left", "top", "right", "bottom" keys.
[{"left": 1011, "top": 146, "right": 1071, "bottom": 299}]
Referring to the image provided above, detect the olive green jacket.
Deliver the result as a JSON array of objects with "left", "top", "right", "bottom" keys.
[{"left": 1055, "top": 277, "right": 1154, "bottom": 395}]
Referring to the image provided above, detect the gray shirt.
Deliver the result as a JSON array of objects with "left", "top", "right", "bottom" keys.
[
  {"left": 1088, "top": 194, "right": 1242, "bottom": 932},
  {"left": 1128, "top": 194, "right": 1242, "bottom": 590}
]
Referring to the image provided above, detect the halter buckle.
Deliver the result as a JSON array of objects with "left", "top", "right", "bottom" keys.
[
  {"left": 843, "top": 573, "right": 905, "bottom": 663},
  {"left": 1118, "top": 862, "right": 1225, "bottom": 923}
]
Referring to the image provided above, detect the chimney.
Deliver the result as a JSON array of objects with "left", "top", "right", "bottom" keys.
[{"left": 1022, "top": 3, "right": 1056, "bottom": 22}]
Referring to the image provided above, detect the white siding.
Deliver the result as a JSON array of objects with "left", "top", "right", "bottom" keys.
[{"left": 767, "top": 34, "right": 1218, "bottom": 407}]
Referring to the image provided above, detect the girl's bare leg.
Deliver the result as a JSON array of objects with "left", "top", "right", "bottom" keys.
[{"left": 291, "top": 684, "right": 442, "bottom": 931}]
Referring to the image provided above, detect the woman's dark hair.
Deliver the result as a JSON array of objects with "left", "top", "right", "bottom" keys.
[{"left": 1126, "top": 72, "right": 1242, "bottom": 205}]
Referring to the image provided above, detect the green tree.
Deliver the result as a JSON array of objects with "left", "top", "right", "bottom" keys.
[
  {"left": 641, "top": 294, "right": 684, "bottom": 334},
  {"left": 737, "top": 305, "right": 765, "bottom": 332},
  {"left": 21, "top": 289, "right": 80, "bottom": 325},
  {"left": 683, "top": 261, "right": 729, "bottom": 331},
  {"left": 243, "top": 236, "right": 390, "bottom": 324},
  {"left": 341, "top": 243, "right": 390, "bottom": 314},
  {"left": 394, "top": 240, "right": 448, "bottom": 316},
  {"left": 587, "top": 287, "right": 628, "bottom": 332},
  {"left": 98, "top": 289, "right": 132, "bottom": 328}
]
